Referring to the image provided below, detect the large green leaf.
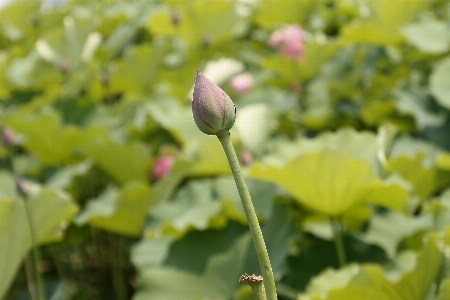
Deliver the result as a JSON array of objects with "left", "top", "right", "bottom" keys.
[
  {"left": 0, "top": 171, "right": 78, "bottom": 299},
  {"left": 251, "top": 150, "right": 407, "bottom": 216},
  {"left": 75, "top": 180, "right": 153, "bottom": 236}
]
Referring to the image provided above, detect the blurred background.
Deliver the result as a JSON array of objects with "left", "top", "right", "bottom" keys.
[{"left": 1, "top": 0, "right": 450, "bottom": 299}]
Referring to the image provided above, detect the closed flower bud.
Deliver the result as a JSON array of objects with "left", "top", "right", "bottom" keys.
[
  {"left": 1, "top": 126, "right": 17, "bottom": 148},
  {"left": 151, "top": 156, "right": 174, "bottom": 182},
  {"left": 192, "top": 71, "right": 236, "bottom": 135},
  {"left": 16, "top": 177, "right": 28, "bottom": 197},
  {"left": 230, "top": 72, "right": 253, "bottom": 95}
]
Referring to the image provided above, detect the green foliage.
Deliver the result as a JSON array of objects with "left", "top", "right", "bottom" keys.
[{"left": 1, "top": 0, "right": 450, "bottom": 299}]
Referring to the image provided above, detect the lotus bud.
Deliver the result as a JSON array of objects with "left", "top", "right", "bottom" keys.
[
  {"left": 151, "top": 156, "right": 174, "bottom": 182},
  {"left": 16, "top": 177, "right": 28, "bottom": 197},
  {"left": 1, "top": 126, "right": 17, "bottom": 148},
  {"left": 171, "top": 11, "right": 181, "bottom": 26},
  {"left": 230, "top": 72, "right": 253, "bottom": 95},
  {"left": 192, "top": 71, "right": 236, "bottom": 135},
  {"left": 240, "top": 150, "right": 253, "bottom": 166}
]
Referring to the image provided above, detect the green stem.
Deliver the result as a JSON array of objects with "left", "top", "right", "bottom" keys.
[
  {"left": 330, "top": 216, "right": 346, "bottom": 268},
  {"left": 23, "top": 196, "right": 46, "bottom": 300},
  {"left": 216, "top": 130, "right": 277, "bottom": 300},
  {"left": 109, "top": 234, "right": 127, "bottom": 300}
]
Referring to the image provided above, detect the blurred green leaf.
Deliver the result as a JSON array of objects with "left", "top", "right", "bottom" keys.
[
  {"left": 389, "top": 153, "right": 450, "bottom": 202},
  {"left": 132, "top": 223, "right": 250, "bottom": 300},
  {"left": 430, "top": 56, "right": 450, "bottom": 110},
  {"left": 143, "top": 179, "right": 227, "bottom": 238},
  {"left": 81, "top": 137, "right": 151, "bottom": 184},
  {"left": 254, "top": 0, "right": 313, "bottom": 28},
  {"left": 146, "top": 97, "right": 203, "bottom": 145},
  {"left": 148, "top": 0, "right": 243, "bottom": 46},
  {"left": 75, "top": 180, "right": 153, "bottom": 236},
  {"left": 299, "top": 231, "right": 443, "bottom": 300},
  {"left": 402, "top": 19, "right": 450, "bottom": 54},
  {"left": 0, "top": 171, "right": 78, "bottom": 299},
  {"left": 187, "top": 138, "right": 231, "bottom": 177},
  {"left": 110, "top": 43, "right": 167, "bottom": 95},
  {"left": 7, "top": 111, "right": 85, "bottom": 166},
  {"left": 235, "top": 103, "right": 277, "bottom": 154},
  {"left": 359, "top": 211, "right": 432, "bottom": 258},
  {"left": 341, "top": 0, "right": 427, "bottom": 45}
]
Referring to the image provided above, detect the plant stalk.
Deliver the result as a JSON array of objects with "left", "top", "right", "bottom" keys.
[
  {"left": 330, "top": 216, "right": 346, "bottom": 268},
  {"left": 23, "top": 196, "right": 46, "bottom": 300},
  {"left": 216, "top": 130, "right": 277, "bottom": 300}
]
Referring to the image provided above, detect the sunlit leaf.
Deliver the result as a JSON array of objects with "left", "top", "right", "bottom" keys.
[{"left": 251, "top": 150, "right": 396, "bottom": 216}]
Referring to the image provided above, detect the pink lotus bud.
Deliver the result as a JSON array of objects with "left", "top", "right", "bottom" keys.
[
  {"left": 203, "top": 33, "right": 213, "bottom": 47},
  {"left": 240, "top": 151, "right": 252, "bottom": 166},
  {"left": 60, "top": 59, "right": 70, "bottom": 73},
  {"left": 230, "top": 72, "right": 253, "bottom": 94},
  {"left": 1, "top": 127, "right": 17, "bottom": 147},
  {"left": 171, "top": 11, "right": 181, "bottom": 26},
  {"left": 269, "top": 25, "right": 305, "bottom": 60},
  {"left": 290, "top": 81, "right": 301, "bottom": 92},
  {"left": 151, "top": 156, "right": 174, "bottom": 182},
  {"left": 16, "top": 177, "right": 28, "bottom": 197},
  {"left": 192, "top": 71, "right": 236, "bottom": 135}
]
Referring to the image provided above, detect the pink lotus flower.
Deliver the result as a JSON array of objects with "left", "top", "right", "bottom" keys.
[
  {"left": 268, "top": 25, "right": 305, "bottom": 60},
  {"left": 151, "top": 156, "right": 174, "bottom": 182},
  {"left": 230, "top": 72, "right": 253, "bottom": 94}
]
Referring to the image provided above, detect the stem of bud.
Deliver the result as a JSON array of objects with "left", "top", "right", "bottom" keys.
[{"left": 216, "top": 130, "right": 277, "bottom": 300}]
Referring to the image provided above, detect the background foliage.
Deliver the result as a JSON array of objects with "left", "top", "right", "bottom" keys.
[{"left": 1, "top": 0, "right": 450, "bottom": 299}]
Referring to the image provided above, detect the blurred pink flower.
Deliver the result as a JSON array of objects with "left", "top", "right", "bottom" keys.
[
  {"left": 240, "top": 151, "right": 252, "bottom": 166},
  {"left": 151, "top": 156, "right": 174, "bottom": 182},
  {"left": 230, "top": 72, "right": 253, "bottom": 94},
  {"left": 1, "top": 126, "right": 17, "bottom": 147},
  {"left": 268, "top": 25, "right": 305, "bottom": 60}
]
